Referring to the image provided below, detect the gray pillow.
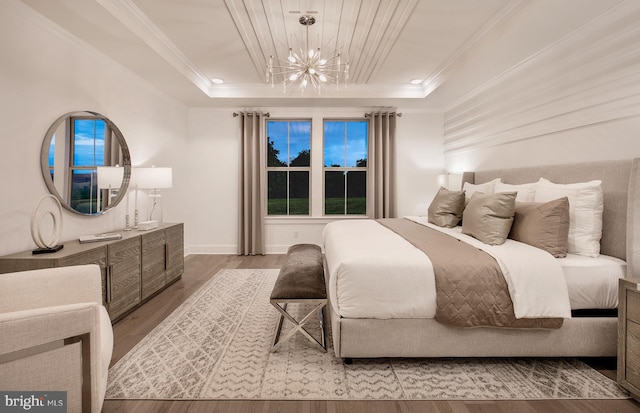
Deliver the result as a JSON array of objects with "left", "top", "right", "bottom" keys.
[
  {"left": 509, "top": 197, "right": 570, "bottom": 257},
  {"left": 462, "top": 191, "right": 517, "bottom": 245},
  {"left": 428, "top": 187, "right": 466, "bottom": 228}
]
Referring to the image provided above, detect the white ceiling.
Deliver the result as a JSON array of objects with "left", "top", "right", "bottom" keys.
[{"left": 16, "top": 0, "right": 616, "bottom": 108}]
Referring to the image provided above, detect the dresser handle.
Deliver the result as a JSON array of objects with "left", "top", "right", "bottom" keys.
[
  {"left": 164, "top": 244, "right": 169, "bottom": 271},
  {"left": 106, "top": 265, "right": 113, "bottom": 304}
]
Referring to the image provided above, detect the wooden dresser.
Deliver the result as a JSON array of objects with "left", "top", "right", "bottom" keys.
[
  {"left": 618, "top": 277, "right": 640, "bottom": 400},
  {"left": 0, "top": 223, "right": 184, "bottom": 323}
]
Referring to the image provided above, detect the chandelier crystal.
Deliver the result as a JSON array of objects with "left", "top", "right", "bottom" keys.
[{"left": 266, "top": 15, "right": 349, "bottom": 94}]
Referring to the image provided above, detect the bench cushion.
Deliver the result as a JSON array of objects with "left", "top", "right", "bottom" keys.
[{"left": 270, "top": 244, "right": 326, "bottom": 300}]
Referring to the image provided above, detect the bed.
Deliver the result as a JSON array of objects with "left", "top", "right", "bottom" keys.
[{"left": 322, "top": 158, "right": 640, "bottom": 359}]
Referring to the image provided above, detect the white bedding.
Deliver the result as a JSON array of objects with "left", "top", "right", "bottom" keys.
[
  {"left": 323, "top": 219, "right": 437, "bottom": 319},
  {"left": 561, "top": 253, "right": 626, "bottom": 309},
  {"left": 323, "top": 217, "right": 622, "bottom": 321}
]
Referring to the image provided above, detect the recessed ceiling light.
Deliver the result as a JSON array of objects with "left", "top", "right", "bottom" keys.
[
  {"left": 211, "top": 78, "right": 224, "bottom": 84},
  {"left": 410, "top": 79, "right": 423, "bottom": 85}
]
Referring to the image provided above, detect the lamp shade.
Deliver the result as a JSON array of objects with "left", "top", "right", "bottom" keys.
[
  {"left": 97, "top": 166, "right": 124, "bottom": 189},
  {"left": 135, "top": 167, "right": 172, "bottom": 189},
  {"left": 437, "top": 173, "right": 463, "bottom": 191}
]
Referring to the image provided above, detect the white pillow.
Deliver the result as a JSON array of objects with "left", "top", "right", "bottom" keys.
[
  {"left": 463, "top": 178, "right": 499, "bottom": 200},
  {"left": 494, "top": 181, "right": 536, "bottom": 202},
  {"left": 533, "top": 178, "right": 603, "bottom": 257}
]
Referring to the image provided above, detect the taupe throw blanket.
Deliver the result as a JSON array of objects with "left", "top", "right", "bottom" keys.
[{"left": 378, "top": 219, "right": 562, "bottom": 329}]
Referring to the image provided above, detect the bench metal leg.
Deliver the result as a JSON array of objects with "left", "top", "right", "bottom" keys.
[
  {"left": 272, "top": 302, "right": 287, "bottom": 346},
  {"left": 319, "top": 306, "right": 325, "bottom": 350},
  {"left": 271, "top": 299, "right": 327, "bottom": 353}
]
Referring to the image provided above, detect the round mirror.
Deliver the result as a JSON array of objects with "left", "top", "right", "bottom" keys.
[{"left": 40, "top": 111, "right": 131, "bottom": 215}]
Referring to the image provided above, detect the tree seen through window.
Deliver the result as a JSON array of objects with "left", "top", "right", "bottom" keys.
[
  {"left": 266, "top": 121, "right": 311, "bottom": 215},
  {"left": 323, "top": 120, "right": 368, "bottom": 215}
]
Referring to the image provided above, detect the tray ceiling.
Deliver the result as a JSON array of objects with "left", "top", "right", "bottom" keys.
[{"left": 18, "top": 0, "right": 532, "bottom": 106}]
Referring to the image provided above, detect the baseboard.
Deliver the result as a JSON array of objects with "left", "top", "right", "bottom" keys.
[{"left": 185, "top": 244, "right": 320, "bottom": 255}]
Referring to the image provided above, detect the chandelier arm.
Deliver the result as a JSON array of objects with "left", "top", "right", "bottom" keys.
[{"left": 265, "top": 14, "right": 347, "bottom": 93}]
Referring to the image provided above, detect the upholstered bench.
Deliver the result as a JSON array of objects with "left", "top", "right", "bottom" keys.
[{"left": 270, "top": 244, "right": 327, "bottom": 352}]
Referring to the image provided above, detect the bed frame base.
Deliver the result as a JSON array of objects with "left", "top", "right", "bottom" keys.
[{"left": 331, "top": 306, "right": 617, "bottom": 359}]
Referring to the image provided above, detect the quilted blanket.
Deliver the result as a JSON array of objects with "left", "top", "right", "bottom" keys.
[{"left": 378, "top": 219, "right": 563, "bottom": 329}]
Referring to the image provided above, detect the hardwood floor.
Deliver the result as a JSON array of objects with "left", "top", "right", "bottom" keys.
[{"left": 103, "top": 254, "right": 640, "bottom": 413}]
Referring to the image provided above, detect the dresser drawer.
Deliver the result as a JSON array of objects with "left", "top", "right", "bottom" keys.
[
  {"left": 628, "top": 290, "right": 640, "bottom": 325},
  {"left": 626, "top": 320, "right": 640, "bottom": 389}
]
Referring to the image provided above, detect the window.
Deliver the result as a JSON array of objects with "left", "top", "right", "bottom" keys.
[
  {"left": 68, "top": 117, "right": 110, "bottom": 214},
  {"left": 266, "top": 120, "right": 311, "bottom": 215},
  {"left": 323, "top": 120, "right": 368, "bottom": 215}
]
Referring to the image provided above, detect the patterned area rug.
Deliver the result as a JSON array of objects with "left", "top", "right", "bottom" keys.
[{"left": 106, "top": 268, "right": 628, "bottom": 400}]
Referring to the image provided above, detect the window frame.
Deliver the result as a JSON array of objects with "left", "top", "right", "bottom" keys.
[
  {"left": 67, "top": 116, "right": 113, "bottom": 214},
  {"left": 322, "top": 118, "right": 369, "bottom": 217},
  {"left": 265, "top": 118, "right": 313, "bottom": 216}
]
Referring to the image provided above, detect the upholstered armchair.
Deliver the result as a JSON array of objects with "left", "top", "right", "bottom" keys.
[{"left": 0, "top": 264, "right": 113, "bottom": 413}]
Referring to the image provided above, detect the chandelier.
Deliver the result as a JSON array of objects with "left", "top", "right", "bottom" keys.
[{"left": 266, "top": 15, "right": 349, "bottom": 94}]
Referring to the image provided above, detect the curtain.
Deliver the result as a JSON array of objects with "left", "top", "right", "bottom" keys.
[
  {"left": 237, "top": 112, "right": 266, "bottom": 255},
  {"left": 368, "top": 111, "right": 397, "bottom": 218}
]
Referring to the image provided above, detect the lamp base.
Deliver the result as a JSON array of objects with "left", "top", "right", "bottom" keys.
[
  {"left": 138, "top": 220, "right": 158, "bottom": 231},
  {"left": 32, "top": 245, "right": 64, "bottom": 255}
]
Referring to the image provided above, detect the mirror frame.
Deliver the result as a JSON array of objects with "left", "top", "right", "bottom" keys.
[{"left": 40, "top": 111, "right": 131, "bottom": 216}]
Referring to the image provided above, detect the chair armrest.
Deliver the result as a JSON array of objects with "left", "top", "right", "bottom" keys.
[
  {"left": 0, "top": 303, "right": 99, "bottom": 355},
  {"left": 0, "top": 303, "right": 102, "bottom": 413},
  {"left": 0, "top": 264, "right": 102, "bottom": 313}
]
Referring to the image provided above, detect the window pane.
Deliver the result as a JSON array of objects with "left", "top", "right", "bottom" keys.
[
  {"left": 346, "top": 171, "right": 366, "bottom": 214},
  {"left": 48, "top": 135, "right": 55, "bottom": 167},
  {"left": 324, "top": 121, "right": 345, "bottom": 167},
  {"left": 267, "top": 120, "right": 311, "bottom": 167},
  {"left": 267, "top": 122, "right": 288, "bottom": 167},
  {"left": 346, "top": 121, "right": 368, "bottom": 167},
  {"left": 289, "top": 171, "right": 309, "bottom": 215},
  {"left": 70, "top": 170, "right": 97, "bottom": 214},
  {"left": 289, "top": 122, "right": 311, "bottom": 166},
  {"left": 73, "top": 119, "right": 105, "bottom": 166},
  {"left": 325, "top": 171, "right": 345, "bottom": 215},
  {"left": 268, "top": 171, "right": 287, "bottom": 215}
]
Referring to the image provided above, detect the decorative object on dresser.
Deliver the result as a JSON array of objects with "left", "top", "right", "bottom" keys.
[
  {"left": 96, "top": 165, "right": 124, "bottom": 213},
  {"left": 0, "top": 223, "right": 184, "bottom": 322},
  {"left": 30, "top": 194, "right": 64, "bottom": 254},
  {"left": 137, "top": 220, "right": 159, "bottom": 231},
  {"left": 618, "top": 277, "right": 640, "bottom": 401},
  {"left": 135, "top": 166, "right": 173, "bottom": 224},
  {"left": 79, "top": 233, "right": 122, "bottom": 243}
]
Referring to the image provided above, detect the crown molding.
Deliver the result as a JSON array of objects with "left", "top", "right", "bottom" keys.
[
  {"left": 96, "top": 0, "right": 213, "bottom": 96},
  {"left": 421, "top": 0, "right": 531, "bottom": 98},
  {"left": 444, "top": 0, "right": 633, "bottom": 113},
  {"left": 442, "top": 0, "right": 640, "bottom": 155},
  {"left": 6, "top": 0, "right": 179, "bottom": 104},
  {"left": 6, "top": 0, "right": 101, "bottom": 58},
  {"left": 207, "top": 83, "right": 426, "bottom": 99}
]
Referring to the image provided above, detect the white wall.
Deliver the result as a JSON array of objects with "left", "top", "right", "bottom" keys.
[
  {"left": 442, "top": 0, "right": 640, "bottom": 172},
  {"left": 0, "top": 1, "right": 443, "bottom": 258},
  {"left": 185, "top": 108, "right": 239, "bottom": 254},
  {"left": 185, "top": 107, "right": 444, "bottom": 254},
  {"left": 0, "top": 1, "right": 188, "bottom": 256},
  {"left": 395, "top": 111, "right": 445, "bottom": 217}
]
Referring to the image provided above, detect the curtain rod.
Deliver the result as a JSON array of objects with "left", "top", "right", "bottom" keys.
[
  {"left": 364, "top": 112, "right": 402, "bottom": 118},
  {"left": 233, "top": 112, "right": 270, "bottom": 117}
]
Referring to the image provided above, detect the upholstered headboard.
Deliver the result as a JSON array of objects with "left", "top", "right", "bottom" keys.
[{"left": 461, "top": 159, "right": 640, "bottom": 277}]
